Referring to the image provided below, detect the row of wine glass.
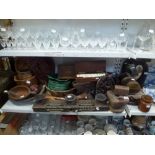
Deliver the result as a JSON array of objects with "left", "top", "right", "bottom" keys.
[{"left": 0, "top": 27, "right": 128, "bottom": 50}]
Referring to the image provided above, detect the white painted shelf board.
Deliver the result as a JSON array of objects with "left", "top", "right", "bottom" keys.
[
  {"left": 0, "top": 48, "right": 132, "bottom": 58},
  {"left": 3, "top": 48, "right": 155, "bottom": 59},
  {"left": 129, "top": 49, "right": 155, "bottom": 59},
  {"left": 0, "top": 100, "right": 126, "bottom": 116},
  {"left": 126, "top": 104, "right": 155, "bottom": 116}
]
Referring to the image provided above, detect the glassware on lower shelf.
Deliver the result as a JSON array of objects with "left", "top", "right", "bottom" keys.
[
  {"left": 76, "top": 127, "right": 85, "bottom": 135},
  {"left": 76, "top": 120, "right": 84, "bottom": 128},
  {"left": 19, "top": 114, "right": 153, "bottom": 135}
]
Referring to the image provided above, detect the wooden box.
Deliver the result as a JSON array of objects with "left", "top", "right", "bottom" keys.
[
  {"left": 75, "top": 61, "right": 106, "bottom": 74},
  {"left": 58, "top": 64, "right": 75, "bottom": 79}
]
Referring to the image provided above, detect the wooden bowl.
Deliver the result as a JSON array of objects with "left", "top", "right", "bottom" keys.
[{"left": 8, "top": 85, "right": 30, "bottom": 101}]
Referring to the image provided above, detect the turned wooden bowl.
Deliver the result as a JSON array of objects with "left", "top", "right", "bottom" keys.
[{"left": 8, "top": 85, "right": 31, "bottom": 101}]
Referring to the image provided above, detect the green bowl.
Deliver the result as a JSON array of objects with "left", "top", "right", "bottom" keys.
[{"left": 48, "top": 76, "right": 71, "bottom": 91}]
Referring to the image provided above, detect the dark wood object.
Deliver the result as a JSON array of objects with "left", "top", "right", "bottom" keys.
[
  {"left": 114, "top": 85, "right": 129, "bottom": 96},
  {"left": 75, "top": 61, "right": 106, "bottom": 74},
  {"left": 58, "top": 64, "right": 75, "bottom": 79}
]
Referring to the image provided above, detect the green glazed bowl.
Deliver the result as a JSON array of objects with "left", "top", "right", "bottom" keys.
[{"left": 48, "top": 76, "right": 71, "bottom": 91}]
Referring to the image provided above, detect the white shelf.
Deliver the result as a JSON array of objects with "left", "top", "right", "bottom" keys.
[
  {"left": 0, "top": 48, "right": 132, "bottom": 58},
  {"left": 126, "top": 104, "right": 155, "bottom": 117},
  {"left": 129, "top": 49, "right": 155, "bottom": 59},
  {"left": 0, "top": 100, "right": 127, "bottom": 116},
  {"left": 1, "top": 48, "right": 155, "bottom": 59}
]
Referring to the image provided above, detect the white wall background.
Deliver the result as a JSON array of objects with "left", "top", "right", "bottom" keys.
[{"left": 12, "top": 19, "right": 155, "bottom": 35}]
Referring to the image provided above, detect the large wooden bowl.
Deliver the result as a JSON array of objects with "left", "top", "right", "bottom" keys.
[{"left": 8, "top": 85, "right": 31, "bottom": 101}]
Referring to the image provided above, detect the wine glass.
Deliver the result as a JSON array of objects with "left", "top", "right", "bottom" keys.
[
  {"left": 107, "top": 37, "right": 117, "bottom": 50},
  {"left": 0, "top": 39, "right": 7, "bottom": 49},
  {"left": 90, "top": 31, "right": 100, "bottom": 48},
  {"left": 6, "top": 39, "right": 12, "bottom": 49},
  {"left": 16, "top": 36, "right": 22, "bottom": 49},
  {"left": 0, "top": 28, "right": 10, "bottom": 49},
  {"left": 71, "top": 31, "right": 80, "bottom": 48},
  {"left": 43, "top": 39, "right": 50, "bottom": 49},
  {"left": 79, "top": 28, "right": 89, "bottom": 48},
  {"left": 42, "top": 35, "right": 50, "bottom": 49},
  {"left": 137, "top": 23, "right": 153, "bottom": 50},
  {"left": 50, "top": 29, "right": 60, "bottom": 48},
  {"left": 34, "top": 35, "right": 43, "bottom": 49},
  {"left": 98, "top": 37, "right": 108, "bottom": 49},
  {"left": 52, "top": 34, "right": 60, "bottom": 48},
  {"left": 117, "top": 32, "right": 128, "bottom": 50},
  {"left": 27, "top": 36, "right": 35, "bottom": 49},
  {"left": 76, "top": 127, "right": 85, "bottom": 135},
  {"left": 7, "top": 28, "right": 18, "bottom": 49},
  {"left": 60, "top": 29, "right": 71, "bottom": 48}
]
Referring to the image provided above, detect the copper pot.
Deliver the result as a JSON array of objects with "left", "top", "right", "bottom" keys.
[{"left": 138, "top": 95, "right": 153, "bottom": 112}]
